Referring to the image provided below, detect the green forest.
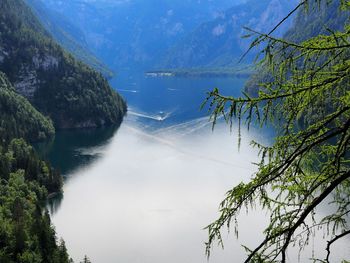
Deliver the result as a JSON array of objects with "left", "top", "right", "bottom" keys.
[
  {"left": 0, "top": 0, "right": 128, "bottom": 262},
  {"left": 0, "top": 141, "right": 69, "bottom": 262},
  {"left": 0, "top": 0, "right": 126, "bottom": 129},
  {"left": 0, "top": 0, "right": 349, "bottom": 262},
  {"left": 25, "top": 0, "right": 115, "bottom": 79},
  {"left": 0, "top": 72, "right": 54, "bottom": 143},
  {"left": 0, "top": 73, "right": 70, "bottom": 261}
]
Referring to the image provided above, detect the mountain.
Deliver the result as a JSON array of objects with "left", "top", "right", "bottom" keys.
[
  {"left": 25, "top": 0, "right": 114, "bottom": 78},
  {"left": 0, "top": 0, "right": 127, "bottom": 129},
  {"left": 39, "top": 0, "right": 243, "bottom": 70},
  {"left": 0, "top": 1, "right": 119, "bottom": 261},
  {"left": 0, "top": 72, "right": 54, "bottom": 142},
  {"left": 244, "top": 0, "right": 350, "bottom": 96},
  {"left": 159, "top": 0, "right": 298, "bottom": 69},
  {"left": 0, "top": 111, "right": 70, "bottom": 262},
  {"left": 283, "top": 0, "right": 349, "bottom": 42}
]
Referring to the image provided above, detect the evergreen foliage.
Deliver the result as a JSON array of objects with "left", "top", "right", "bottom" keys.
[
  {"left": 0, "top": 138, "right": 62, "bottom": 194},
  {"left": 0, "top": 171, "right": 71, "bottom": 263},
  {"left": 0, "top": 72, "right": 54, "bottom": 143},
  {"left": 0, "top": 101, "right": 68, "bottom": 261},
  {"left": 80, "top": 255, "right": 91, "bottom": 263},
  {"left": 25, "top": 0, "right": 114, "bottom": 79},
  {"left": 0, "top": 0, "right": 126, "bottom": 129},
  {"left": 204, "top": 1, "right": 350, "bottom": 262},
  {"left": 0, "top": 84, "right": 73, "bottom": 261}
]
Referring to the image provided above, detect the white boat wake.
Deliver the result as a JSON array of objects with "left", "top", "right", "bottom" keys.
[
  {"left": 128, "top": 110, "right": 172, "bottom": 121},
  {"left": 117, "top": 89, "right": 139, "bottom": 93},
  {"left": 155, "top": 114, "right": 226, "bottom": 138}
]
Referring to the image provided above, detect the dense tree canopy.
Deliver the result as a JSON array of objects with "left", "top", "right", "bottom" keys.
[
  {"left": 0, "top": 171, "right": 71, "bottom": 263},
  {"left": 0, "top": 0, "right": 126, "bottom": 129},
  {"left": 0, "top": 119, "right": 68, "bottom": 262},
  {"left": 205, "top": 0, "right": 350, "bottom": 262},
  {"left": 0, "top": 72, "right": 54, "bottom": 143}
]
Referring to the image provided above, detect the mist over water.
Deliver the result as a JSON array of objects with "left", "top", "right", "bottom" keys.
[
  {"left": 47, "top": 74, "right": 349, "bottom": 262},
  {"left": 51, "top": 118, "right": 265, "bottom": 263}
]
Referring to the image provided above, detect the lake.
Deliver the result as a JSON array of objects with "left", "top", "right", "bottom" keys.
[{"left": 41, "top": 72, "right": 349, "bottom": 263}]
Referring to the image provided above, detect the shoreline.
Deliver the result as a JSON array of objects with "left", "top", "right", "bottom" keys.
[{"left": 145, "top": 67, "right": 253, "bottom": 78}]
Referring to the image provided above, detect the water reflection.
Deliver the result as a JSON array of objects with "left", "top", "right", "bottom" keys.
[
  {"left": 36, "top": 125, "right": 121, "bottom": 214},
  {"left": 47, "top": 192, "right": 63, "bottom": 215},
  {"left": 51, "top": 120, "right": 263, "bottom": 263},
  {"left": 35, "top": 124, "right": 121, "bottom": 176},
  {"left": 47, "top": 117, "right": 350, "bottom": 263}
]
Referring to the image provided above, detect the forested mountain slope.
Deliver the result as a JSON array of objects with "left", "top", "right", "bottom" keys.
[
  {"left": 25, "top": 0, "right": 114, "bottom": 79},
  {"left": 0, "top": 72, "right": 54, "bottom": 142},
  {"left": 0, "top": 169, "right": 71, "bottom": 263},
  {"left": 0, "top": 0, "right": 126, "bottom": 129},
  {"left": 0, "top": 73, "right": 71, "bottom": 263},
  {"left": 283, "top": 0, "right": 349, "bottom": 42},
  {"left": 0, "top": 123, "right": 71, "bottom": 262}
]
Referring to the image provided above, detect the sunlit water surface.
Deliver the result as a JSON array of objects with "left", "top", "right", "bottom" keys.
[{"left": 42, "top": 73, "right": 349, "bottom": 262}]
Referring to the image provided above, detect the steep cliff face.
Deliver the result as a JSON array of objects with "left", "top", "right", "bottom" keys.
[
  {"left": 0, "top": 0, "right": 126, "bottom": 129},
  {"left": 159, "top": 0, "right": 298, "bottom": 69},
  {"left": 25, "top": 0, "right": 114, "bottom": 78},
  {"left": 0, "top": 71, "right": 54, "bottom": 142},
  {"left": 0, "top": 70, "right": 71, "bottom": 263}
]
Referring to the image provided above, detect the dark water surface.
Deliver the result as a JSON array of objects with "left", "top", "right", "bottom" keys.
[
  {"left": 41, "top": 73, "right": 349, "bottom": 263},
  {"left": 110, "top": 72, "right": 248, "bottom": 126}
]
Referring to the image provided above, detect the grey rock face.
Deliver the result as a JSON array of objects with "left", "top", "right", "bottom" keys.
[{"left": 32, "top": 54, "right": 59, "bottom": 70}]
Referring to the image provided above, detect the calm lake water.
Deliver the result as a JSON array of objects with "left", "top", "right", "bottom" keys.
[{"left": 40, "top": 73, "right": 349, "bottom": 263}]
